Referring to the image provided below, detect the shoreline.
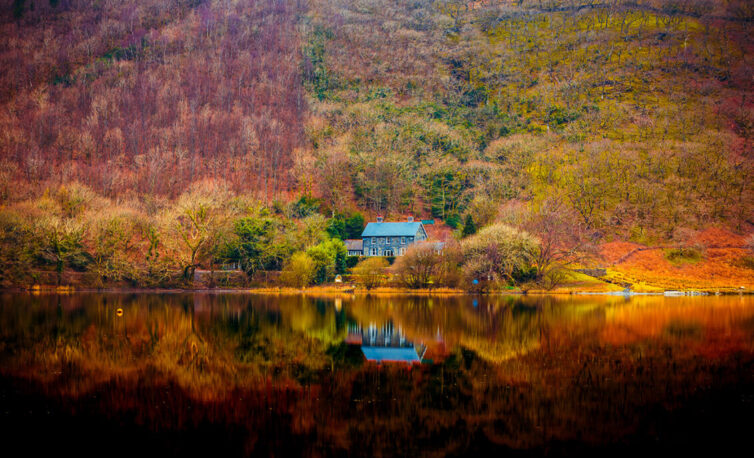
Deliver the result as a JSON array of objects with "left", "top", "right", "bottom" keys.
[{"left": 2, "top": 285, "right": 752, "bottom": 296}]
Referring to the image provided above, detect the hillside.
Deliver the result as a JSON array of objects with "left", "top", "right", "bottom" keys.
[
  {"left": 301, "top": 0, "right": 754, "bottom": 238},
  {"left": 599, "top": 228, "right": 754, "bottom": 291},
  {"left": 1, "top": 0, "right": 305, "bottom": 198},
  {"left": 2, "top": 0, "right": 752, "bottom": 236},
  {"left": 0, "top": 0, "right": 753, "bottom": 289}
]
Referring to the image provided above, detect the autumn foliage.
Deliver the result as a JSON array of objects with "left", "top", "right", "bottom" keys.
[
  {"left": 1, "top": 0, "right": 754, "bottom": 288},
  {"left": 601, "top": 228, "right": 754, "bottom": 290},
  {"left": 1, "top": 0, "right": 305, "bottom": 199}
]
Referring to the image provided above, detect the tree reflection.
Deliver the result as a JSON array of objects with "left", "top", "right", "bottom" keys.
[{"left": 1, "top": 293, "right": 754, "bottom": 455}]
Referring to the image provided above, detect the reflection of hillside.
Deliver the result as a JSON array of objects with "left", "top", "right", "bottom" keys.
[
  {"left": 5, "top": 292, "right": 711, "bottom": 393},
  {"left": 0, "top": 293, "right": 608, "bottom": 396},
  {"left": 0, "top": 292, "right": 643, "bottom": 397},
  {"left": 598, "top": 296, "right": 754, "bottom": 351},
  {"left": 0, "top": 293, "right": 344, "bottom": 398},
  {"left": 345, "top": 295, "right": 611, "bottom": 363},
  {"left": 2, "top": 293, "right": 754, "bottom": 455}
]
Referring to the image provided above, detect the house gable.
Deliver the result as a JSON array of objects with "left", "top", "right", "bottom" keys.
[
  {"left": 416, "top": 224, "right": 427, "bottom": 240},
  {"left": 361, "top": 220, "right": 428, "bottom": 256}
]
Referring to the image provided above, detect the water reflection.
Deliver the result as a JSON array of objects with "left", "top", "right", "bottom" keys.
[
  {"left": 347, "top": 322, "right": 425, "bottom": 364},
  {"left": 1, "top": 292, "right": 754, "bottom": 456}
]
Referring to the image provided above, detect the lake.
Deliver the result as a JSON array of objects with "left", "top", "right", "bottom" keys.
[{"left": 1, "top": 292, "right": 753, "bottom": 456}]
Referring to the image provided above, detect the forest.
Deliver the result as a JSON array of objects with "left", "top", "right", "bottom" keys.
[{"left": 0, "top": 0, "right": 753, "bottom": 289}]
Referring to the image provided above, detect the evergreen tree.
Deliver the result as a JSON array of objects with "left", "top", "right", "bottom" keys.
[
  {"left": 446, "top": 213, "right": 461, "bottom": 229},
  {"left": 326, "top": 217, "right": 346, "bottom": 239},
  {"left": 344, "top": 213, "right": 365, "bottom": 239},
  {"left": 461, "top": 214, "right": 477, "bottom": 237}
]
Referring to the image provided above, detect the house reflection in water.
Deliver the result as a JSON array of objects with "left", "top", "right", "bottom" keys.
[{"left": 347, "top": 321, "right": 425, "bottom": 364}]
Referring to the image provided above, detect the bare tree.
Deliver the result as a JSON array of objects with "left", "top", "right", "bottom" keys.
[
  {"left": 525, "top": 197, "right": 595, "bottom": 286},
  {"left": 392, "top": 243, "right": 443, "bottom": 289}
]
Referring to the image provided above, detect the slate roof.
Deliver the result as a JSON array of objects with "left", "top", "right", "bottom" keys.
[
  {"left": 361, "top": 221, "right": 423, "bottom": 237},
  {"left": 344, "top": 239, "right": 363, "bottom": 251}
]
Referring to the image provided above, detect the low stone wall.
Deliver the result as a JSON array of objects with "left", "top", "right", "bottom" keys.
[{"left": 575, "top": 268, "right": 607, "bottom": 278}]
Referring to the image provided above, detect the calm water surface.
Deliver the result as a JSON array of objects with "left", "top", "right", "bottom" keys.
[{"left": 1, "top": 292, "right": 754, "bottom": 456}]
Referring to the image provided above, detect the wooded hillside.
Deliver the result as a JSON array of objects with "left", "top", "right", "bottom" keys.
[
  {"left": 1, "top": 0, "right": 305, "bottom": 198},
  {"left": 301, "top": 0, "right": 754, "bottom": 240},
  {"left": 1, "top": 0, "right": 752, "bottom": 243}
]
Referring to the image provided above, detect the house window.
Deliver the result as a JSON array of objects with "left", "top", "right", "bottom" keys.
[
  {"left": 371, "top": 237, "right": 376, "bottom": 245},
  {"left": 399, "top": 247, "right": 406, "bottom": 255},
  {"left": 379, "top": 237, "right": 385, "bottom": 244},
  {"left": 401, "top": 237, "right": 405, "bottom": 245},
  {"left": 386, "top": 237, "right": 390, "bottom": 243},
  {"left": 384, "top": 249, "right": 393, "bottom": 256}
]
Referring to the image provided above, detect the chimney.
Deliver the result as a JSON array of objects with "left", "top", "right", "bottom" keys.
[
  {"left": 376, "top": 215, "right": 384, "bottom": 223},
  {"left": 407, "top": 215, "right": 414, "bottom": 222}
]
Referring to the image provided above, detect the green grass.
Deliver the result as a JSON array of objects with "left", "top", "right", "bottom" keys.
[{"left": 664, "top": 247, "right": 704, "bottom": 265}]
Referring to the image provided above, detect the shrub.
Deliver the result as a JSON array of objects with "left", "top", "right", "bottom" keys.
[
  {"left": 665, "top": 246, "right": 704, "bottom": 265},
  {"left": 0, "top": 210, "right": 36, "bottom": 285},
  {"left": 281, "top": 252, "right": 316, "bottom": 288},
  {"left": 352, "top": 257, "right": 389, "bottom": 289},
  {"left": 345, "top": 255, "right": 360, "bottom": 268},
  {"left": 35, "top": 215, "right": 88, "bottom": 285},
  {"left": 89, "top": 215, "right": 138, "bottom": 285},
  {"left": 461, "top": 223, "right": 538, "bottom": 288},
  {"left": 306, "top": 238, "right": 347, "bottom": 284},
  {"left": 55, "top": 183, "right": 96, "bottom": 218}
]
